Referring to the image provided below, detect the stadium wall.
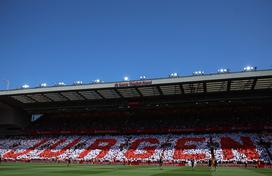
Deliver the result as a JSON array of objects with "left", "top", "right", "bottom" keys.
[{"left": 0, "top": 102, "right": 30, "bottom": 134}]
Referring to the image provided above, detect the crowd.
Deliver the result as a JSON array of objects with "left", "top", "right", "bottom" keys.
[
  {"left": 29, "top": 105, "right": 272, "bottom": 133},
  {"left": 2, "top": 105, "right": 271, "bottom": 165},
  {"left": 0, "top": 133, "right": 271, "bottom": 164}
]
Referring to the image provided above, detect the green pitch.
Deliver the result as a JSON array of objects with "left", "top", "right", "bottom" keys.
[{"left": 0, "top": 162, "right": 271, "bottom": 176}]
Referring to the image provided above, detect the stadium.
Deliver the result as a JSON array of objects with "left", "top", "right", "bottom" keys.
[{"left": 0, "top": 68, "right": 272, "bottom": 176}]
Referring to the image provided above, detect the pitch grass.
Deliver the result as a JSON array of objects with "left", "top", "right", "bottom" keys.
[{"left": 0, "top": 162, "right": 271, "bottom": 176}]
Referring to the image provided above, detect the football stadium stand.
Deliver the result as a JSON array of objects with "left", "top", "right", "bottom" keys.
[
  {"left": 0, "top": 133, "right": 271, "bottom": 165},
  {"left": 0, "top": 69, "right": 271, "bottom": 167}
]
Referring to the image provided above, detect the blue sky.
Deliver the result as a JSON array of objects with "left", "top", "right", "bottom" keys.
[{"left": 0, "top": 0, "right": 271, "bottom": 89}]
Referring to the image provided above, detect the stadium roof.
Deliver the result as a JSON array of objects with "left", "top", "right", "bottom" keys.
[{"left": 0, "top": 69, "right": 272, "bottom": 113}]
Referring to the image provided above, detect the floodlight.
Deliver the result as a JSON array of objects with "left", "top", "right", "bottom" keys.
[
  {"left": 193, "top": 70, "right": 204, "bottom": 75},
  {"left": 243, "top": 66, "right": 256, "bottom": 72},
  {"left": 217, "top": 68, "right": 229, "bottom": 73},
  {"left": 94, "top": 79, "right": 101, "bottom": 83},
  {"left": 22, "top": 84, "right": 30, "bottom": 89},
  {"left": 140, "top": 75, "right": 146, "bottom": 80},
  {"left": 169, "top": 72, "right": 178, "bottom": 78},
  {"left": 124, "top": 76, "right": 129, "bottom": 81},
  {"left": 57, "top": 82, "right": 65, "bottom": 86},
  {"left": 40, "top": 83, "right": 47, "bottom": 87},
  {"left": 74, "top": 81, "right": 83, "bottom": 85}
]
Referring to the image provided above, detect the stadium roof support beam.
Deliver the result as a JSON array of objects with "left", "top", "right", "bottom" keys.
[
  {"left": 25, "top": 95, "right": 38, "bottom": 103},
  {"left": 251, "top": 78, "right": 257, "bottom": 90},
  {"left": 113, "top": 89, "right": 124, "bottom": 98},
  {"left": 41, "top": 94, "right": 55, "bottom": 102},
  {"left": 45, "top": 93, "right": 69, "bottom": 102},
  {"left": 203, "top": 82, "right": 207, "bottom": 93},
  {"left": 94, "top": 90, "right": 105, "bottom": 99},
  {"left": 135, "top": 87, "right": 143, "bottom": 97},
  {"left": 58, "top": 93, "right": 68, "bottom": 100},
  {"left": 156, "top": 85, "right": 164, "bottom": 96},
  {"left": 76, "top": 91, "right": 87, "bottom": 100},
  {"left": 179, "top": 84, "right": 184, "bottom": 94},
  {"left": 227, "top": 80, "right": 231, "bottom": 92}
]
